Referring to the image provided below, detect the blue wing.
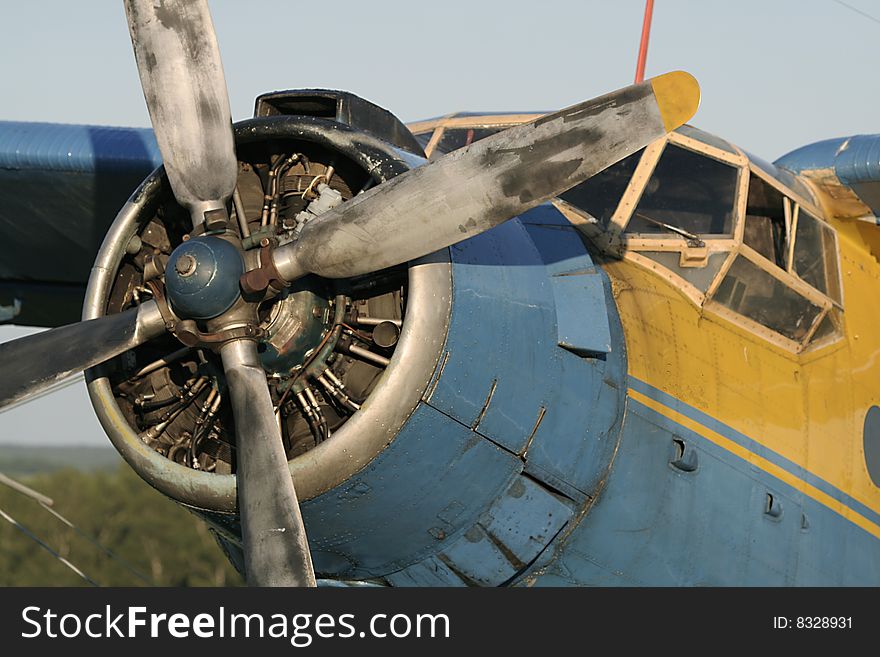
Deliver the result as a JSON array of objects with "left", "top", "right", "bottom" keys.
[{"left": 0, "top": 121, "right": 161, "bottom": 327}]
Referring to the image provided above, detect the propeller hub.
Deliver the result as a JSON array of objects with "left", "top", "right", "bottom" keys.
[{"left": 165, "top": 236, "right": 244, "bottom": 320}]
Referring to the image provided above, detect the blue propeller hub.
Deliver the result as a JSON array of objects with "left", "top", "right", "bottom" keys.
[{"left": 165, "top": 236, "right": 244, "bottom": 320}]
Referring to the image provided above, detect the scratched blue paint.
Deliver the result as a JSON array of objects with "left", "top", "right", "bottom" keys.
[
  {"left": 426, "top": 474, "right": 572, "bottom": 584},
  {"left": 549, "top": 273, "right": 611, "bottom": 355},
  {"left": 629, "top": 377, "right": 880, "bottom": 528},
  {"left": 425, "top": 203, "right": 627, "bottom": 475},
  {"left": 302, "top": 203, "right": 629, "bottom": 584},
  {"left": 424, "top": 217, "right": 556, "bottom": 454},
  {"left": 434, "top": 524, "right": 521, "bottom": 585},
  {"left": 521, "top": 352, "right": 620, "bottom": 497},
  {"left": 300, "top": 402, "right": 522, "bottom": 578},
  {"left": 475, "top": 474, "right": 573, "bottom": 557},
  {"left": 385, "top": 555, "right": 466, "bottom": 586},
  {"left": 525, "top": 264, "right": 627, "bottom": 497},
  {"left": 529, "top": 396, "right": 880, "bottom": 586},
  {"left": 388, "top": 474, "right": 573, "bottom": 586},
  {"left": 517, "top": 213, "right": 613, "bottom": 354}
]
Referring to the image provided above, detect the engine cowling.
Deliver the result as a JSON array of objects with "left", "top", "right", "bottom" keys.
[{"left": 85, "top": 110, "right": 627, "bottom": 585}]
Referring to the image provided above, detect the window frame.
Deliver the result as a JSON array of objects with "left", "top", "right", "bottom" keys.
[
  {"left": 557, "top": 130, "right": 846, "bottom": 355},
  {"left": 789, "top": 203, "right": 845, "bottom": 310},
  {"left": 407, "top": 115, "right": 847, "bottom": 355},
  {"left": 407, "top": 113, "right": 544, "bottom": 159},
  {"left": 616, "top": 137, "right": 746, "bottom": 242}
]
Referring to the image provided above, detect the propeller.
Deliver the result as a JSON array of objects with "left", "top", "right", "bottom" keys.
[
  {"left": 0, "top": 0, "right": 701, "bottom": 588},
  {"left": 220, "top": 341, "right": 316, "bottom": 587},
  {"left": 0, "top": 300, "right": 165, "bottom": 411},
  {"left": 123, "top": 0, "right": 237, "bottom": 228},
  {"left": 271, "top": 71, "right": 699, "bottom": 281},
  {"left": 123, "top": 0, "right": 315, "bottom": 587}
]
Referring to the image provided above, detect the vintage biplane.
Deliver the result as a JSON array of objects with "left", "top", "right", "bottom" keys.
[{"left": 0, "top": 1, "right": 877, "bottom": 586}]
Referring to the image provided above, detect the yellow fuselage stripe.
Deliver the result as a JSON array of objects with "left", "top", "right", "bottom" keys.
[{"left": 628, "top": 387, "right": 880, "bottom": 541}]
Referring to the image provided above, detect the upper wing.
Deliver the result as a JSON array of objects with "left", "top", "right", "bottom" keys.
[{"left": 0, "top": 121, "right": 160, "bottom": 327}]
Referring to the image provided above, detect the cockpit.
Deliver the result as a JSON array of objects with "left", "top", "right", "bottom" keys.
[{"left": 408, "top": 116, "right": 843, "bottom": 353}]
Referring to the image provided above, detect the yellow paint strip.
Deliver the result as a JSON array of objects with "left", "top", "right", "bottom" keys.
[{"left": 628, "top": 387, "right": 880, "bottom": 540}]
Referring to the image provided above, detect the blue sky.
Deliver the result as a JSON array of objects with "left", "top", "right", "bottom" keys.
[{"left": 1, "top": 0, "right": 878, "bottom": 445}]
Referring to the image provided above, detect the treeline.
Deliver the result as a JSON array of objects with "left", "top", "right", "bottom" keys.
[{"left": 0, "top": 466, "right": 243, "bottom": 586}]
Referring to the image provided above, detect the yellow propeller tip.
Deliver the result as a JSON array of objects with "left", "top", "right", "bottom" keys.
[{"left": 649, "top": 71, "right": 701, "bottom": 133}]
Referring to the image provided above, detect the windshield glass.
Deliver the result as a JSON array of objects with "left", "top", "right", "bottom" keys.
[{"left": 626, "top": 144, "right": 738, "bottom": 236}]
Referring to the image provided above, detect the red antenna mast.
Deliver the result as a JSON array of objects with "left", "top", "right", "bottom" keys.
[{"left": 634, "top": 0, "right": 655, "bottom": 83}]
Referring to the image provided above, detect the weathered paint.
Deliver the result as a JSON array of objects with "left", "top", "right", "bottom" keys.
[
  {"left": 530, "top": 393, "right": 880, "bottom": 585},
  {"left": 6, "top": 101, "right": 878, "bottom": 585},
  {"left": 776, "top": 134, "right": 880, "bottom": 221},
  {"left": 0, "top": 121, "right": 161, "bottom": 326},
  {"left": 288, "top": 202, "right": 629, "bottom": 582},
  {"left": 522, "top": 152, "right": 880, "bottom": 585}
]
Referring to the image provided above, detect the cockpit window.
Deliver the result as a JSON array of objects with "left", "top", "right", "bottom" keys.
[
  {"left": 555, "top": 128, "right": 845, "bottom": 352},
  {"left": 793, "top": 208, "right": 842, "bottom": 304},
  {"left": 413, "top": 131, "right": 434, "bottom": 150},
  {"left": 743, "top": 173, "right": 788, "bottom": 269},
  {"left": 714, "top": 256, "right": 823, "bottom": 342},
  {"left": 626, "top": 144, "right": 738, "bottom": 236},
  {"left": 558, "top": 148, "right": 644, "bottom": 227}
]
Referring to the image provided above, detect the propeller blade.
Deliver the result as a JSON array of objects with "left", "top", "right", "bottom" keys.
[
  {"left": 219, "top": 339, "right": 316, "bottom": 587},
  {"left": 0, "top": 300, "right": 166, "bottom": 411},
  {"left": 272, "top": 71, "right": 699, "bottom": 281},
  {"left": 123, "top": 0, "right": 237, "bottom": 227}
]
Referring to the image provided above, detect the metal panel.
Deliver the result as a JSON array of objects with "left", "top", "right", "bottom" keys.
[
  {"left": 389, "top": 474, "right": 573, "bottom": 586},
  {"left": 424, "top": 218, "right": 555, "bottom": 454},
  {"left": 301, "top": 402, "right": 521, "bottom": 578},
  {"left": 530, "top": 396, "right": 880, "bottom": 586},
  {"left": 468, "top": 475, "right": 573, "bottom": 561},
  {"left": 435, "top": 524, "right": 520, "bottom": 586},
  {"left": 550, "top": 272, "right": 612, "bottom": 355},
  {"left": 523, "top": 351, "right": 622, "bottom": 496},
  {"left": 520, "top": 206, "right": 613, "bottom": 354},
  {"left": 385, "top": 555, "right": 467, "bottom": 587},
  {"left": 425, "top": 204, "right": 627, "bottom": 496},
  {"left": 524, "top": 265, "right": 628, "bottom": 496}
]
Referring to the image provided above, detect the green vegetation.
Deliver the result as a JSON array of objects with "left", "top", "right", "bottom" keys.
[{"left": 0, "top": 462, "right": 243, "bottom": 587}]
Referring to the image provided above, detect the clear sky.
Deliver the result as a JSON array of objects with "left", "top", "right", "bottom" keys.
[{"left": 1, "top": 0, "right": 878, "bottom": 445}]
